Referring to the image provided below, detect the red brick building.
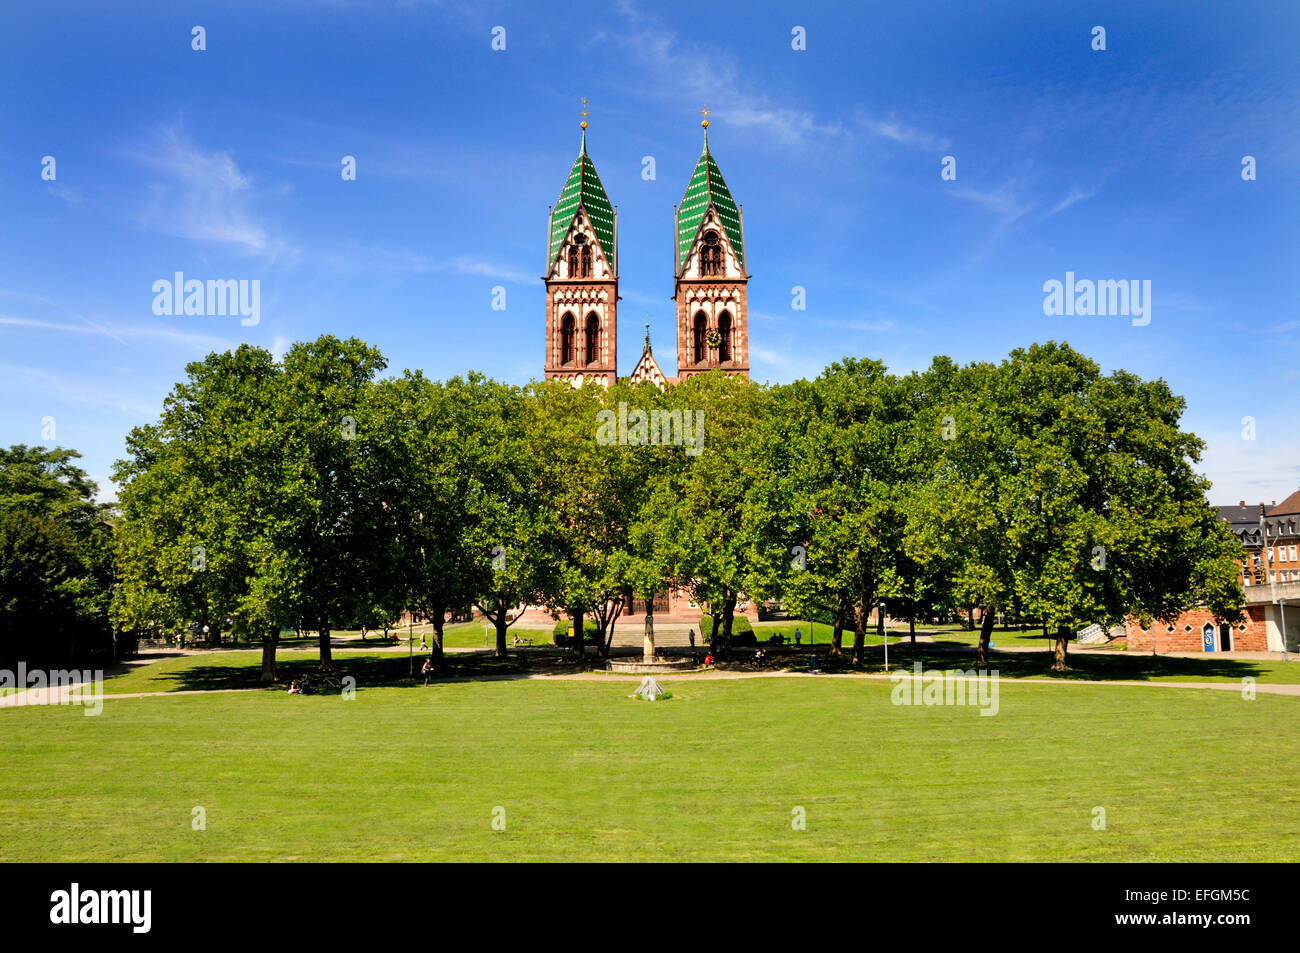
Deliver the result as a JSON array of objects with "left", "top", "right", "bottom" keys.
[{"left": 1125, "top": 491, "right": 1300, "bottom": 652}]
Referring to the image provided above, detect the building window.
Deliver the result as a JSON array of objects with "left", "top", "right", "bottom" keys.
[
  {"left": 701, "top": 230, "right": 722, "bottom": 276},
  {"left": 560, "top": 312, "right": 575, "bottom": 364},
  {"left": 718, "top": 310, "right": 732, "bottom": 362},
  {"left": 584, "top": 312, "right": 599, "bottom": 365},
  {"left": 693, "top": 311, "right": 707, "bottom": 364},
  {"left": 1290, "top": 545, "right": 1297, "bottom": 561},
  {"left": 569, "top": 234, "right": 591, "bottom": 278}
]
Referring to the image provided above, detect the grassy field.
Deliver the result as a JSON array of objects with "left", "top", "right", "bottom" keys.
[{"left": 2, "top": 673, "right": 1297, "bottom": 862}]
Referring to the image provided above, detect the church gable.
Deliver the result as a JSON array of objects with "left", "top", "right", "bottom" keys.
[
  {"left": 680, "top": 207, "right": 745, "bottom": 280},
  {"left": 547, "top": 209, "right": 614, "bottom": 281},
  {"left": 628, "top": 347, "right": 667, "bottom": 389}
]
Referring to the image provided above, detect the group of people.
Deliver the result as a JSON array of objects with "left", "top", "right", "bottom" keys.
[{"left": 286, "top": 677, "right": 313, "bottom": 695}]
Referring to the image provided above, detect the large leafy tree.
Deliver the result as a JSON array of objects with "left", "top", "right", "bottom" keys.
[
  {"left": 114, "top": 344, "right": 289, "bottom": 679},
  {"left": 359, "top": 371, "right": 526, "bottom": 668},
  {"left": 778, "top": 359, "right": 912, "bottom": 664},
  {"left": 911, "top": 343, "right": 1244, "bottom": 671},
  {"left": 530, "top": 378, "right": 665, "bottom": 657},
  {"left": 648, "top": 370, "right": 772, "bottom": 658},
  {"left": 275, "top": 337, "right": 389, "bottom": 667}
]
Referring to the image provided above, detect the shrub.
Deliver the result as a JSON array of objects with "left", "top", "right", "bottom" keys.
[
  {"left": 698, "top": 615, "right": 754, "bottom": 640},
  {"left": 552, "top": 618, "right": 599, "bottom": 646}
]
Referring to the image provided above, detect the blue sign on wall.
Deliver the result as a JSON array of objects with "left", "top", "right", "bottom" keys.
[{"left": 1202, "top": 622, "right": 1216, "bottom": 652}]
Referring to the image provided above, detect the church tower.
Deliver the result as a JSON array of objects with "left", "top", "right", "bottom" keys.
[
  {"left": 544, "top": 109, "right": 618, "bottom": 386},
  {"left": 673, "top": 112, "right": 749, "bottom": 379}
]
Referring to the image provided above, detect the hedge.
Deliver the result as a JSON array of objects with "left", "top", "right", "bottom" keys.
[
  {"left": 552, "top": 618, "right": 599, "bottom": 646},
  {"left": 698, "top": 615, "right": 754, "bottom": 639}
]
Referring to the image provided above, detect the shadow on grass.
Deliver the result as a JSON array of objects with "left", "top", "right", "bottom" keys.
[
  {"left": 759, "top": 642, "right": 1277, "bottom": 682},
  {"left": 108, "top": 648, "right": 602, "bottom": 693}
]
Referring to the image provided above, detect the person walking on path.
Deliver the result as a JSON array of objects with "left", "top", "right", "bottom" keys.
[
  {"left": 421, "top": 657, "right": 434, "bottom": 687},
  {"left": 688, "top": 628, "right": 696, "bottom": 648}
]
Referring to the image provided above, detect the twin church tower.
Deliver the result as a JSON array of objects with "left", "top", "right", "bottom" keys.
[{"left": 543, "top": 111, "right": 750, "bottom": 387}]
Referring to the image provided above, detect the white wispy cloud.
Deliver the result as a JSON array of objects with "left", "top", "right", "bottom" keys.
[
  {"left": 606, "top": 1, "right": 842, "bottom": 146},
  {"left": 0, "top": 362, "right": 160, "bottom": 420},
  {"left": 319, "top": 243, "right": 535, "bottom": 285},
  {"left": 816, "top": 317, "right": 898, "bottom": 333},
  {"left": 124, "top": 125, "right": 291, "bottom": 258},
  {"left": 1044, "top": 186, "right": 1102, "bottom": 218},
  {"left": 860, "top": 117, "right": 950, "bottom": 151},
  {"left": 0, "top": 313, "right": 240, "bottom": 351},
  {"left": 949, "top": 184, "right": 1033, "bottom": 224}
]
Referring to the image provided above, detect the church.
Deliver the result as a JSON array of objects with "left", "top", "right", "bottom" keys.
[
  {"left": 542, "top": 111, "right": 750, "bottom": 388},
  {"left": 525, "top": 110, "right": 761, "bottom": 626}
]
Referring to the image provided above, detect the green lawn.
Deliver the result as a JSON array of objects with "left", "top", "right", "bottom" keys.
[
  {"left": 3, "top": 675, "right": 1296, "bottom": 861},
  {"left": 753, "top": 620, "right": 896, "bottom": 645}
]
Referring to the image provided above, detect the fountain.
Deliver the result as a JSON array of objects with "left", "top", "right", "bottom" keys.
[{"left": 604, "top": 610, "right": 696, "bottom": 673}]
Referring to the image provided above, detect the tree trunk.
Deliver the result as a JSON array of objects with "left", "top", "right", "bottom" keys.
[
  {"left": 708, "top": 612, "right": 722, "bottom": 656},
  {"left": 909, "top": 617, "right": 916, "bottom": 643},
  {"left": 966, "top": 607, "right": 975, "bottom": 631},
  {"left": 572, "top": 606, "right": 585, "bottom": 658},
  {"left": 494, "top": 613, "right": 509, "bottom": 659},
  {"left": 643, "top": 602, "right": 655, "bottom": 662},
  {"left": 852, "top": 595, "right": 869, "bottom": 665},
  {"left": 1052, "top": 625, "right": 1070, "bottom": 671},
  {"left": 831, "top": 612, "right": 844, "bottom": 656},
  {"left": 975, "top": 604, "right": 996, "bottom": 667},
  {"left": 430, "top": 603, "right": 446, "bottom": 673},
  {"left": 720, "top": 594, "right": 736, "bottom": 660},
  {"left": 319, "top": 623, "right": 333, "bottom": 668},
  {"left": 259, "top": 632, "right": 278, "bottom": 683}
]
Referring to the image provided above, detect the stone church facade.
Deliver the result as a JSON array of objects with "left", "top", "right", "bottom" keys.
[
  {"left": 523, "top": 115, "right": 759, "bottom": 627},
  {"left": 543, "top": 116, "right": 750, "bottom": 388}
]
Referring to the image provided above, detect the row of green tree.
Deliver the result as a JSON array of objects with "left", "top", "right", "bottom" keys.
[
  {"left": 110, "top": 335, "right": 1243, "bottom": 679},
  {"left": 0, "top": 446, "right": 115, "bottom": 667}
]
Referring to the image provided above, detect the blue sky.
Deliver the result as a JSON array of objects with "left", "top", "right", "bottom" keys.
[{"left": 2, "top": 0, "right": 1297, "bottom": 504}]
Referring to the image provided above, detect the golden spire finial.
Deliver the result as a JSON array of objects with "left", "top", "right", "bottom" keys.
[
  {"left": 699, "top": 105, "right": 710, "bottom": 129},
  {"left": 580, "top": 97, "right": 590, "bottom": 130}
]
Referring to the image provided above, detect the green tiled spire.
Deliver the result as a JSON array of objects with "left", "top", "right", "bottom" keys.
[
  {"left": 675, "top": 131, "right": 744, "bottom": 274},
  {"left": 547, "top": 132, "right": 616, "bottom": 272}
]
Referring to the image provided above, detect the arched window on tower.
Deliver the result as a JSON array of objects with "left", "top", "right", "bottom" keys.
[
  {"left": 718, "top": 311, "right": 732, "bottom": 363},
  {"left": 569, "top": 234, "right": 591, "bottom": 278},
  {"left": 693, "top": 311, "right": 707, "bottom": 364},
  {"left": 584, "top": 313, "right": 599, "bottom": 365},
  {"left": 701, "top": 230, "right": 722, "bottom": 276},
  {"left": 561, "top": 312, "right": 576, "bottom": 364}
]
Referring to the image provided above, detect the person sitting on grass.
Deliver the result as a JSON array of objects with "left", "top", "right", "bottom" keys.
[{"left": 287, "top": 679, "right": 300, "bottom": 695}]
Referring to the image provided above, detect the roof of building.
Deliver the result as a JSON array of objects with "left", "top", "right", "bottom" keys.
[
  {"left": 627, "top": 324, "right": 668, "bottom": 389},
  {"left": 675, "top": 130, "right": 744, "bottom": 274},
  {"left": 1267, "top": 489, "right": 1300, "bottom": 516},
  {"left": 548, "top": 131, "right": 616, "bottom": 272},
  {"left": 1216, "top": 504, "right": 1260, "bottom": 525}
]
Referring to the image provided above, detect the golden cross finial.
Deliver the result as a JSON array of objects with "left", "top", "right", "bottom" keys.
[
  {"left": 699, "top": 105, "right": 710, "bottom": 129},
  {"left": 580, "top": 98, "right": 590, "bottom": 129}
]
